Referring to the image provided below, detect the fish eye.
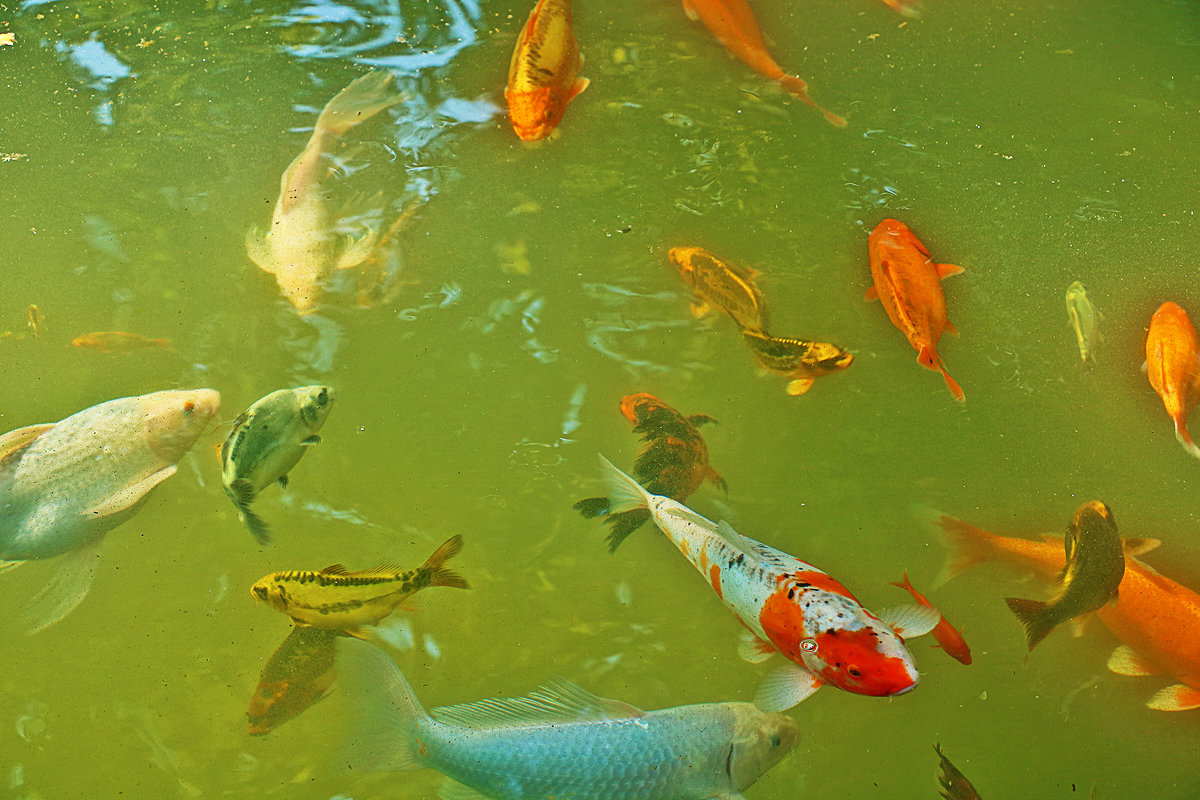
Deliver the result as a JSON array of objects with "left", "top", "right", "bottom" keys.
[
  {"left": 770, "top": 734, "right": 782, "bottom": 747},
  {"left": 182, "top": 401, "right": 196, "bottom": 416},
  {"left": 848, "top": 667, "right": 863, "bottom": 678}
]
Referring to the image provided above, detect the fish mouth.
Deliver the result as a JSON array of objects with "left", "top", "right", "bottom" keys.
[{"left": 891, "top": 678, "right": 919, "bottom": 696}]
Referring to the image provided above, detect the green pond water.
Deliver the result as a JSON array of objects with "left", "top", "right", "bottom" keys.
[{"left": 2, "top": 0, "right": 1200, "bottom": 797}]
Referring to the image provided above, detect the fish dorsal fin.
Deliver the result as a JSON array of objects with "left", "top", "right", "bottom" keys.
[
  {"left": 320, "top": 564, "right": 349, "bottom": 575},
  {"left": 664, "top": 504, "right": 718, "bottom": 533},
  {"left": 715, "top": 520, "right": 783, "bottom": 565},
  {"left": 0, "top": 423, "right": 54, "bottom": 463},
  {"left": 356, "top": 565, "right": 404, "bottom": 576},
  {"left": 880, "top": 604, "right": 942, "bottom": 639},
  {"left": 431, "top": 680, "right": 643, "bottom": 729}
]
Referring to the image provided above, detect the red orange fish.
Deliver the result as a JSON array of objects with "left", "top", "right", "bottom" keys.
[
  {"left": 506, "top": 0, "right": 589, "bottom": 142},
  {"left": 679, "top": 0, "right": 846, "bottom": 127},
  {"left": 935, "top": 513, "right": 1200, "bottom": 712},
  {"left": 866, "top": 218, "right": 965, "bottom": 402},
  {"left": 890, "top": 572, "right": 971, "bottom": 665},
  {"left": 1145, "top": 301, "right": 1200, "bottom": 459},
  {"left": 72, "top": 331, "right": 172, "bottom": 353}
]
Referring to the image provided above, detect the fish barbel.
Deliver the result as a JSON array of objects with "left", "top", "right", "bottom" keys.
[
  {"left": 246, "top": 71, "right": 402, "bottom": 315},
  {"left": 337, "top": 638, "right": 799, "bottom": 800},
  {"left": 250, "top": 535, "right": 468, "bottom": 636}
]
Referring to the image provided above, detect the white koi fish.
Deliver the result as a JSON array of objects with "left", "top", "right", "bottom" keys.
[
  {"left": 246, "top": 71, "right": 402, "bottom": 315},
  {"left": 601, "top": 456, "right": 938, "bottom": 711}
]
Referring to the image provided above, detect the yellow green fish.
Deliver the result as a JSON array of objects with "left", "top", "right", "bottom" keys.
[{"left": 1065, "top": 281, "right": 1101, "bottom": 366}]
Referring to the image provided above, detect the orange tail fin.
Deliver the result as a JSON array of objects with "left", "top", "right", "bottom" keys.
[
  {"left": 940, "top": 365, "right": 966, "bottom": 403},
  {"left": 776, "top": 75, "right": 847, "bottom": 128},
  {"left": 1173, "top": 420, "right": 1200, "bottom": 460},
  {"left": 930, "top": 514, "right": 997, "bottom": 587}
]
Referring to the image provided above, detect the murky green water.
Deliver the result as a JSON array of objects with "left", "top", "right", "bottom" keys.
[{"left": 2, "top": 0, "right": 1200, "bottom": 797}]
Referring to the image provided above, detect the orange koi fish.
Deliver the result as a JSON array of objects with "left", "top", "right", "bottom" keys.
[
  {"left": 934, "top": 513, "right": 1200, "bottom": 712},
  {"left": 866, "top": 218, "right": 965, "bottom": 402},
  {"left": 71, "top": 331, "right": 172, "bottom": 353},
  {"left": 506, "top": 0, "right": 590, "bottom": 142},
  {"left": 1145, "top": 301, "right": 1200, "bottom": 460},
  {"left": 890, "top": 571, "right": 971, "bottom": 665},
  {"left": 679, "top": 0, "right": 846, "bottom": 128},
  {"left": 575, "top": 394, "right": 725, "bottom": 550}
]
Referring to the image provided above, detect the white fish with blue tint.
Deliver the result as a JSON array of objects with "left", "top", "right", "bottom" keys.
[
  {"left": 0, "top": 389, "right": 221, "bottom": 631},
  {"left": 337, "top": 639, "right": 799, "bottom": 800}
]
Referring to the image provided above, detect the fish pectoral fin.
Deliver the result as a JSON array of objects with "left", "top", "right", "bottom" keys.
[
  {"left": 690, "top": 300, "right": 712, "bottom": 318},
  {"left": 681, "top": 0, "right": 700, "bottom": 21},
  {"left": 864, "top": 285, "right": 879, "bottom": 302},
  {"left": 737, "top": 630, "right": 778, "bottom": 664},
  {"left": 22, "top": 536, "right": 104, "bottom": 634},
  {"left": 1107, "top": 645, "right": 1163, "bottom": 677},
  {"left": 1146, "top": 684, "right": 1200, "bottom": 712},
  {"left": 300, "top": 435, "right": 322, "bottom": 446},
  {"left": 754, "top": 662, "right": 823, "bottom": 712},
  {"left": 0, "top": 424, "right": 55, "bottom": 468},
  {"left": 245, "top": 226, "right": 273, "bottom": 271},
  {"left": 568, "top": 76, "right": 590, "bottom": 101},
  {"left": 943, "top": 318, "right": 959, "bottom": 336},
  {"left": 336, "top": 227, "right": 381, "bottom": 271},
  {"left": 85, "top": 466, "right": 177, "bottom": 518},
  {"left": 879, "top": 603, "right": 941, "bottom": 639},
  {"left": 786, "top": 378, "right": 814, "bottom": 395},
  {"left": 707, "top": 468, "right": 729, "bottom": 494},
  {"left": 438, "top": 779, "right": 491, "bottom": 800},
  {"left": 935, "top": 262, "right": 964, "bottom": 280}
]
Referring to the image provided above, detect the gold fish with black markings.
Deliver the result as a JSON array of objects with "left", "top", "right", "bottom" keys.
[
  {"left": 740, "top": 328, "right": 854, "bottom": 395},
  {"left": 669, "top": 246, "right": 768, "bottom": 332},
  {"left": 250, "top": 535, "right": 469, "bottom": 637}
]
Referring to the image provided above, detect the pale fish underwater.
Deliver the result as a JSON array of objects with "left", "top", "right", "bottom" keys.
[
  {"left": 336, "top": 638, "right": 799, "bottom": 800},
  {"left": 0, "top": 389, "right": 221, "bottom": 631}
]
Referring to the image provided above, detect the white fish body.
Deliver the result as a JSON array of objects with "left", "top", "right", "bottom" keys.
[
  {"left": 0, "top": 389, "right": 221, "bottom": 630},
  {"left": 221, "top": 386, "right": 334, "bottom": 544},
  {"left": 246, "top": 72, "right": 401, "bottom": 315},
  {"left": 338, "top": 639, "right": 799, "bottom": 800}
]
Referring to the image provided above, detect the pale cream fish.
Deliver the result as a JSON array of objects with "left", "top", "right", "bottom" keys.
[{"left": 1065, "top": 281, "right": 1102, "bottom": 365}]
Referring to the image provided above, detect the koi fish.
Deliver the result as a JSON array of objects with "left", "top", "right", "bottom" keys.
[
  {"left": 246, "top": 72, "right": 401, "bottom": 315},
  {"left": 740, "top": 328, "right": 853, "bottom": 395},
  {"left": 934, "top": 744, "right": 983, "bottom": 800},
  {"left": 574, "top": 393, "right": 725, "bottom": 550},
  {"left": 669, "top": 246, "right": 768, "bottom": 332},
  {"left": 890, "top": 572, "right": 971, "bottom": 665},
  {"left": 1005, "top": 501, "right": 1124, "bottom": 652},
  {"left": 866, "top": 218, "right": 965, "bottom": 402},
  {"left": 505, "top": 0, "right": 589, "bottom": 142},
  {"left": 880, "top": 0, "right": 922, "bottom": 18},
  {"left": 337, "top": 638, "right": 799, "bottom": 800},
  {"left": 0, "top": 389, "right": 220, "bottom": 631},
  {"left": 933, "top": 513, "right": 1200, "bottom": 712},
  {"left": 601, "top": 457, "right": 939, "bottom": 710},
  {"left": 247, "top": 626, "right": 343, "bottom": 735},
  {"left": 1065, "top": 281, "right": 1101, "bottom": 366},
  {"left": 678, "top": 0, "right": 846, "bottom": 127},
  {"left": 72, "top": 331, "right": 172, "bottom": 353},
  {"left": 1144, "top": 301, "right": 1200, "bottom": 459},
  {"left": 250, "top": 536, "right": 468, "bottom": 637},
  {"left": 220, "top": 386, "right": 335, "bottom": 545}
]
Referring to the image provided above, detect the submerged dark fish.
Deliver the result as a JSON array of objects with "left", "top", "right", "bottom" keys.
[
  {"left": 1005, "top": 500, "right": 1125, "bottom": 652},
  {"left": 574, "top": 393, "right": 725, "bottom": 551},
  {"left": 247, "top": 625, "right": 343, "bottom": 735},
  {"left": 935, "top": 743, "right": 982, "bottom": 800}
]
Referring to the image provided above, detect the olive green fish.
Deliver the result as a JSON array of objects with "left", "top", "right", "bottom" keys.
[
  {"left": 221, "top": 386, "right": 335, "bottom": 544},
  {"left": 1065, "top": 281, "right": 1101, "bottom": 366},
  {"left": 250, "top": 535, "right": 468, "bottom": 637},
  {"left": 740, "top": 328, "right": 854, "bottom": 395},
  {"left": 1005, "top": 500, "right": 1125, "bottom": 652},
  {"left": 935, "top": 743, "right": 982, "bottom": 800}
]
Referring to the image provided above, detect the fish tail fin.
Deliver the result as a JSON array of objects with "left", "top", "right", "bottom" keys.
[
  {"left": 888, "top": 571, "right": 915, "bottom": 593},
  {"left": 228, "top": 480, "right": 271, "bottom": 545},
  {"left": 599, "top": 455, "right": 652, "bottom": 518},
  {"left": 1174, "top": 422, "right": 1200, "bottom": 460},
  {"left": 1004, "top": 597, "right": 1057, "bottom": 651},
  {"left": 422, "top": 535, "right": 469, "bottom": 590},
  {"left": 776, "top": 74, "right": 847, "bottom": 128},
  {"left": 941, "top": 366, "right": 966, "bottom": 403},
  {"left": 922, "top": 509, "right": 996, "bottom": 587},
  {"left": 315, "top": 72, "right": 402, "bottom": 138},
  {"left": 573, "top": 496, "right": 610, "bottom": 519},
  {"left": 335, "top": 639, "right": 430, "bottom": 773},
  {"left": 156, "top": 338, "right": 173, "bottom": 351}
]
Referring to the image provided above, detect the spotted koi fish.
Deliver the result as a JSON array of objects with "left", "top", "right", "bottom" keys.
[
  {"left": 250, "top": 536, "right": 469, "bottom": 637},
  {"left": 601, "top": 457, "right": 939, "bottom": 711}
]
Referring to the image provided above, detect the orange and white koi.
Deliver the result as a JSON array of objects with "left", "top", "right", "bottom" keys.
[
  {"left": 934, "top": 513, "right": 1200, "bottom": 712},
  {"left": 601, "top": 456, "right": 939, "bottom": 711},
  {"left": 678, "top": 0, "right": 846, "bottom": 128},
  {"left": 1145, "top": 301, "right": 1200, "bottom": 460},
  {"left": 505, "top": 0, "right": 590, "bottom": 142},
  {"left": 866, "top": 218, "right": 965, "bottom": 402},
  {"left": 890, "top": 571, "right": 971, "bottom": 665}
]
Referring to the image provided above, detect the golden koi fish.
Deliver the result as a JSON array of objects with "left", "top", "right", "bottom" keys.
[
  {"left": 669, "top": 246, "right": 767, "bottom": 332},
  {"left": 740, "top": 328, "right": 853, "bottom": 395},
  {"left": 246, "top": 72, "right": 402, "bottom": 315},
  {"left": 506, "top": 0, "right": 590, "bottom": 142},
  {"left": 250, "top": 536, "right": 468, "bottom": 636}
]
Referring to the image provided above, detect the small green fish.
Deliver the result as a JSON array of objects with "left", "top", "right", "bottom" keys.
[
  {"left": 1065, "top": 281, "right": 1101, "bottom": 366},
  {"left": 1006, "top": 500, "right": 1125, "bottom": 652},
  {"left": 220, "top": 386, "right": 335, "bottom": 544},
  {"left": 934, "top": 743, "right": 982, "bottom": 800}
]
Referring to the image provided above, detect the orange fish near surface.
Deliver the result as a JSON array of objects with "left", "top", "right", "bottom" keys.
[
  {"left": 72, "top": 331, "right": 172, "bottom": 353},
  {"left": 866, "top": 218, "right": 965, "bottom": 402},
  {"left": 505, "top": 0, "right": 590, "bottom": 142},
  {"left": 1145, "top": 301, "right": 1200, "bottom": 460},
  {"left": 890, "top": 571, "right": 972, "bottom": 665},
  {"left": 679, "top": 0, "right": 846, "bottom": 128},
  {"left": 934, "top": 513, "right": 1200, "bottom": 712}
]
